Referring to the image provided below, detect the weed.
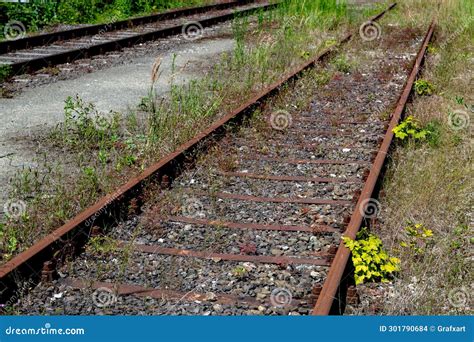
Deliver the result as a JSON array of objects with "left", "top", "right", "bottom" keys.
[
  {"left": 323, "top": 39, "right": 338, "bottom": 49},
  {"left": 333, "top": 55, "right": 352, "bottom": 73},
  {"left": 315, "top": 70, "right": 332, "bottom": 85},
  {"left": 231, "top": 266, "right": 248, "bottom": 279},
  {"left": 378, "top": 109, "right": 392, "bottom": 121},
  {"left": 423, "top": 120, "right": 442, "bottom": 147},
  {"left": 399, "top": 223, "right": 434, "bottom": 256},
  {"left": 54, "top": 95, "right": 121, "bottom": 150},
  {"left": 80, "top": 166, "right": 100, "bottom": 194},
  {"left": 86, "top": 236, "right": 118, "bottom": 256},
  {"left": 38, "top": 66, "right": 60, "bottom": 76},
  {"left": 0, "top": 65, "right": 12, "bottom": 82},
  {"left": 414, "top": 79, "right": 435, "bottom": 96},
  {"left": 427, "top": 44, "right": 437, "bottom": 54},
  {"left": 342, "top": 228, "right": 400, "bottom": 285},
  {"left": 393, "top": 116, "right": 429, "bottom": 141},
  {"left": 218, "top": 155, "right": 238, "bottom": 172},
  {"left": 0, "top": 223, "right": 18, "bottom": 260},
  {"left": 239, "top": 242, "right": 257, "bottom": 255},
  {"left": 455, "top": 95, "right": 464, "bottom": 105}
]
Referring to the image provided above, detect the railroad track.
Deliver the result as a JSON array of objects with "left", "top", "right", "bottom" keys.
[
  {"left": 0, "top": 0, "right": 275, "bottom": 76},
  {"left": 1, "top": 4, "right": 436, "bottom": 315}
]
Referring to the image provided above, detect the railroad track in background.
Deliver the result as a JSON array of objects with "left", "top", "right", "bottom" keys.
[
  {"left": 0, "top": 0, "right": 275, "bottom": 76},
  {"left": 0, "top": 3, "right": 436, "bottom": 315}
]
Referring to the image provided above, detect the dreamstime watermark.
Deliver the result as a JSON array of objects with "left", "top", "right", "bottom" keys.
[
  {"left": 92, "top": 287, "right": 117, "bottom": 308},
  {"left": 5, "top": 323, "right": 85, "bottom": 336},
  {"left": 3, "top": 199, "right": 26, "bottom": 219},
  {"left": 91, "top": 14, "right": 121, "bottom": 45},
  {"left": 448, "top": 287, "right": 470, "bottom": 308},
  {"left": 0, "top": 279, "right": 35, "bottom": 310},
  {"left": 182, "top": 21, "right": 204, "bottom": 41},
  {"left": 439, "top": 16, "right": 474, "bottom": 50},
  {"left": 269, "top": 110, "right": 292, "bottom": 130},
  {"left": 282, "top": 15, "right": 297, "bottom": 27},
  {"left": 3, "top": 20, "right": 26, "bottom": 41},
  {"left": 182, "top": 197, "right": 205, "bottom": 218},
  {"left": 84, "top": 190, "right": 122, "bottom": 227},
  {"left": 447, "top": 109, "right": 470, "bottom": 131},
  {"left": 270, "top": 288, "right": 292, "bottom": 308},
  {"left": 358, "top": 198, "right": 381, "bottom": 218},
  {"left": 359, "top": 21, "right": 382, "bottom": 41}
]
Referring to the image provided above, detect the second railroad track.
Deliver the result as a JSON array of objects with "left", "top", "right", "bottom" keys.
[{"left": 0, "top": 0, "right": 275, "bottom": 76}]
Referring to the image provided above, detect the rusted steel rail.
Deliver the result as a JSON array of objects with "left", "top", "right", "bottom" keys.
[
  {"left": 312, "top": 20, "right": 436, "bottom": 315},
  {"left": 0, "top": 0, "right": 276, "bottom": 75},
  {"left": 0, "top": 4, "right": 398, "bottom": 308},
  {"left": 0, "top": 0, "right": 254, "bottom": 54}
]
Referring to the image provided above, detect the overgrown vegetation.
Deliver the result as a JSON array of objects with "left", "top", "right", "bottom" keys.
[{"left": 1, "top": 0, "right": 376, "bottom": 262}]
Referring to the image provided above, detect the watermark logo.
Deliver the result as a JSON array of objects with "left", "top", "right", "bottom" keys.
[
  {"left": 4, "top": 21, "right": 26, "bottom": 41},
  {"left": 448, "top": 109, "right": 470, "bottom": 131},
  {"left": 182, "top": 21, "right": 204, "bottom": 41},
  {"left": 269, "top": 110, "right": 292, "bottom": 130},
  {"left": 84, "top": 190, "right": 122, "bottom": 227},
  {"left": 359, "top": 198, "right": 381, "bottom": 218},
  {"left": 3, "top": 199, "right": 26, "bottom": 219},
  {"left": 270, "top": 288, "right": 292, "bottom": 308},
  {"left": 92, "top": 287, "right": 117, "bottom": 308},
  {"left": 448, "top": 287, "right": 470, "bottom": 308},
  {"left": 4, "top": 322, "right": 85, "bottom": 336},
  {"left": 182, "top": 197, "right": 205, "bottom": 218},
  {"left": 359, "top": 21, "right": 382, "bottom": 42}
]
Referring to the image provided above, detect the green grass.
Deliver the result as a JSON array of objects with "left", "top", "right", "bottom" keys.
[{"left": 0, "top": 65, "right": 12, "bottom": 83}]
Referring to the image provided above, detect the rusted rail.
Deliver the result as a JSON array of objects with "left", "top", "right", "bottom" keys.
[{"left": 312, "top": 19, "right": 436, "bottom": 315}]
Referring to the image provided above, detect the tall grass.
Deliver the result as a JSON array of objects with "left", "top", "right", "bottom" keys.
[{"left": 361, "top": 0, "right": 473, "bottom": 315}]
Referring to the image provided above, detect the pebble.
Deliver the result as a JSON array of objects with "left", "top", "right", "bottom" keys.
[
  {"left": 212, "top": 304, "right": 223, "bottom": 312},
  {"left": 270, "top": 248, "right": 283, "bottom": 256},
  {"left": 205, "top": 292, "right": 217, "bottom": 301}
]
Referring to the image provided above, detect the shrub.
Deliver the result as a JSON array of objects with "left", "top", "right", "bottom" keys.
[
  {"left": 0, "top": 65, "right": 12, "bottom": 82},
  {"left": 399, "top": 223, "right": 434, "bottom": 256},
  {"left": 414, "top": 79, "right": 435, "bottom": 96},
  {"left": 342, "top": 228, "right": 400, "bottom": 285},
  {"left": 392, "top": 116, "right": 427, "bottom": 140}
]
